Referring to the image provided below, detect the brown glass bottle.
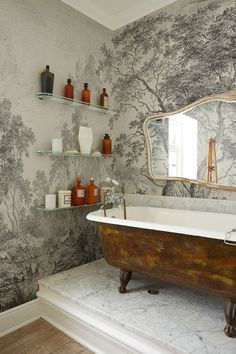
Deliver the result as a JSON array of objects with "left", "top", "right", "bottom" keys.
[
  {"left": 41, "top": 65, "right": 54, "bottom": 94},
  {"left": 85, "top": 178, "right": 98, "bottom": 204},
  {"left": 81, "top": 83, "right": 90, "bottom": 104},
  {"left": 72, "top": 177, "right": 85, "bottom": 206},
  {"left": 64, "top": 79, "right": 74, "bottom": 99},
  {"left": 102, "top": 133, "right": 112, "bottom": 155},
  {"left": 100, "top": 88, "right": 108, "bottom": 109}
]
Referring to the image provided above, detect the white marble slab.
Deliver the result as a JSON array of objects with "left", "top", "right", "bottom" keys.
[
  {"left": 39, "top": 259, "right": 236, "bottom": 354},
  {"left": 125, "top": 194, "right": 236, "bottom": 215}
]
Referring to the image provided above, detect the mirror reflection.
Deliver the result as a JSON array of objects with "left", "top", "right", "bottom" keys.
[{"left": 145, "top": 96, "right": 236, "bottom": 189}]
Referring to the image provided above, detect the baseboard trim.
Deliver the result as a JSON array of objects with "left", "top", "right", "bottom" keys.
[
  {"left": 0, "top": 299, "right": 41, "bottom": 336},
  {"left": 38, "top": 285, "right": 174, "bottom": 354},
  {"left": 0, "top": 287, "right": 174, "bottom": 353}
]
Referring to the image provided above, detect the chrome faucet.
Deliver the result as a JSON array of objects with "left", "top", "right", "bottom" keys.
[{"left": 102, "top": 178, "right": 127, "bottom": 219}]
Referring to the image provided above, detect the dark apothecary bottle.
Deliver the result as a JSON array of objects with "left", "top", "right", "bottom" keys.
[
  {"left": 41, "top": 65, "right": 54, "bottom": 94},
  {"left": 81, "top": 83, "right": 90, "bottom": 104},
  {"left": 102, "top": 133, "right": 112, "bottom": 155},
  {"left": 100, "top": 88, "right": 108, "bottom": 109},
  {"left": 64, "top": 79, "right": 74, "bottom": 99}
]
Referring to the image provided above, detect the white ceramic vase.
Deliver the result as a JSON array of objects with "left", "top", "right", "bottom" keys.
[{"left": 78, "top": 126, "right": 93, "bottom": 155}]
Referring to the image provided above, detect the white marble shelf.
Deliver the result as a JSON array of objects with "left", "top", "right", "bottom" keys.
[{"left": 37, "top": 93, "right": 116, "bottom": 115}]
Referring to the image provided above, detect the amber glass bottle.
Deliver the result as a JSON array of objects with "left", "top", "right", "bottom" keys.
[
  {"left": 102, "top": 133, "right": 112, "bottom": 155},
  {"left": 64, "top": 79, "right": 74, "bottom": 99},
  {"left": 72, "top": 177, "right": 85, "bottom": 205},
  {"left": 86, "top": 178, "right": 98, "bottom": 204},
  {"left": 100, "top": 88, "right": 108, "bottom": 109},
  {"left": 81, "top": 83, "right": 90, "bottom": 104}
]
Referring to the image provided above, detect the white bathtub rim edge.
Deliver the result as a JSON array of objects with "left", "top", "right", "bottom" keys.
[{"left": 86, "top": 206, "right": 236, "bottom": 241}]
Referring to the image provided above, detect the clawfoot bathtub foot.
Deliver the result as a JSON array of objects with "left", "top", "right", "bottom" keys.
[
  {"left": 118, "top": 269, "right": 132, "bottom": 293},
  {"left": 224, "top": 299, "right": 236, "bottom": 337}
]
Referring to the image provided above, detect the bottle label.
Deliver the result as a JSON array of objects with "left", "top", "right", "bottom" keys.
[
  {"left": 103, "top": 97, "right": 108, "bottom": 109},
  {"left": 77, "top": 190, "right": 84, "bottom": 198},
  {"left": 94, "top": 188, "right": 98, "bottom": 196},
  {"left": 64, "top": 195, "right": 71, "bottom": 204}
]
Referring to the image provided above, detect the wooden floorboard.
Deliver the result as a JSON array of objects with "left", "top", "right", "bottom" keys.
[
  {"left": 0, "top": 319, "right": 93, "bottom": 354},
  {"left": 0, "top": 319, "right": 53, "bottom": 350},
  {"left": 51, "top": 341, "right": 90, "bottom": 354}
]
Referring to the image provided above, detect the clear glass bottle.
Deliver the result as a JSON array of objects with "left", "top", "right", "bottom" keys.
[
  {"left": 72, "top": 177, "right": 85, "bottom": 205},
  {"left": 82, "top": 83, "right": 90, "bottom": 104},
  {"left": 86, "top": 177, "right": 98, "bottom": 204},
  {"left": 41, "top": 65, "right": 54, "bottom": 94},
  {"left": 100, "top": 88, "right": 108, "bottom": 109},
  {"left": 102, "top": 133, "right": 112, "bottom": 155},
  {"left": 64, "top": 79, "right": 74, "bottom": 99}
]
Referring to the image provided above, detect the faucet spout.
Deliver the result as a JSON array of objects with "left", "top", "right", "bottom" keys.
[
  {"left": 102, "top": 178, "right": 127, "bottom": 220},
  {"left": 103, "top": 189, "right": 109, "bottom": 217},
  {"left": 120, "top": 185, "right": 127, "bottom": 220}
]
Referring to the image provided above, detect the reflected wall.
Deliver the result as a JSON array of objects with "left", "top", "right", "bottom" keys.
[{"left": 146, "top": 99, "right": 236, "bottom": 188}]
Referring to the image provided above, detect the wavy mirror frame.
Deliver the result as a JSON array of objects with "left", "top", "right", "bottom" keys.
[{"left": 143, "top": 90, "right": 236, "bottom": 191}]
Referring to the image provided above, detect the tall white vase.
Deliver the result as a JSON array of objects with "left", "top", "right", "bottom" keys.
[{"left": 78, "top": 126, "right": 93, "bottom": 155}]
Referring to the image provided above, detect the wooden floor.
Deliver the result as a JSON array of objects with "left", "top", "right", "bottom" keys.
[{"left": 0, "top": 319, "right": 93, "bottom": 354}]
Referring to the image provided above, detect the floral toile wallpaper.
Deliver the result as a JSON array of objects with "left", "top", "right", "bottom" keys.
[{"left": 1, "top": 0, "right": 236, "bottom": 312}]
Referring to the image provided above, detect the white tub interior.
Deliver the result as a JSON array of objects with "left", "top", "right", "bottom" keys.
[{"left": 87, "top": 206, "right": 236, "bottom": 241}]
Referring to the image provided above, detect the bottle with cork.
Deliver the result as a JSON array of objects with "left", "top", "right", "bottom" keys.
[
  {"left": 102, "top": 133, "right": 112, "bottom": 155},
  {"left": 72, "top": 177, "right": 85, "bottom": 206},
  {"left": 86, "top": 177, "right": 98, "bottom": 204},
  {"left": 81, "top": 83, "right": 90, "bottom": 104},
  {"left": 100, "top": 88, "right": 108, "bottom": 109},
  {"left": 64, "top": 79, "right": 74, "bottom": 99}
]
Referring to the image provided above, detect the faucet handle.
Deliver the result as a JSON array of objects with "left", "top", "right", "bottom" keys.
[{"left": 224, "top": 229, "right": 236, "bottom": 246}]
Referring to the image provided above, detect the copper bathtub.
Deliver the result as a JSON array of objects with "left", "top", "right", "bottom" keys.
[{"left": 87, "top": 206, "right": 236, "bottom": 337}]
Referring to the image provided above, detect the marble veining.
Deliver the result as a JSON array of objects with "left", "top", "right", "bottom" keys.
[
  {"left": 38, "top": 259, "right": 236, "bottom": 354},
  {"left": 125, "top": 194, "right": 236, "bottom": 215}
]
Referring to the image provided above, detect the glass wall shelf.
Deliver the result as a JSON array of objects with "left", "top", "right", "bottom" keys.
[
  {"left": 37, "top": 150, "right": 115, "bottom": 158},
  {"left": 36, "top": 203, "right": 101, "bottom": 212},
  {"left": 37, "top": 93, "right": 116, "bottom": 115}
]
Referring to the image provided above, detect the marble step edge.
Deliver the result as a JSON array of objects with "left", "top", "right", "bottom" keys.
[{"left": 37, "top": 285, "right": 179, "bottom": 354}]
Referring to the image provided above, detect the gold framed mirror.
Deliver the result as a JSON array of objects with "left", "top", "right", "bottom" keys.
[{"left": 143, "top": 90, "right": 236, "bottom": 191}]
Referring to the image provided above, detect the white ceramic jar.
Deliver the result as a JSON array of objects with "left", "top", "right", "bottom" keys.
[
  {"left": 58, "top": 190, "right": 71, "bottom": 208},
  {"left": 78, "top": 126, "right": 93, "bottom": 155},
  {"left": 52, "top": 138, "right": 62, "bottom": 153},
  {"left": 45, "top": 194, "right": 56, "bottom": 209},
  {"left": 100, "top": 187, "right": 112, "bottom": 204}
]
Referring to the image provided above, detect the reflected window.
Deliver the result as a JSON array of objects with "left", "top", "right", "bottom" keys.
[{"left": 168, "top": 113, "right": 198, "bottom": 179}]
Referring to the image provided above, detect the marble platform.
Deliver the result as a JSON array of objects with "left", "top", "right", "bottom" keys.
[{"left": 38, "top": 259, "right": 236, "bottom": 354}]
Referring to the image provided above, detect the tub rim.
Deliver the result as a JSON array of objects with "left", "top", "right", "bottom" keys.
[{"left": 86, "top": 206, "right": 236, "bottom": 241}]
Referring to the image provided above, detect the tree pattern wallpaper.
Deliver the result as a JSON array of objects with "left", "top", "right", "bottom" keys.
[
  {"left": 0, "top": 98, "right": 106, "bottom": 312},
  {"left": 99, "top": 0, "right": 236, "bottom": 198},
  {"left": 1, "top": 0, "right": 236, "bottom": 312},
  {"left": 0, "top": 0, "right": 112, "bottom": 312}
]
